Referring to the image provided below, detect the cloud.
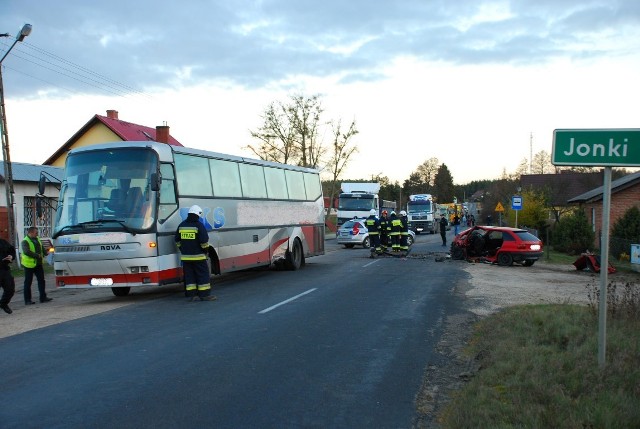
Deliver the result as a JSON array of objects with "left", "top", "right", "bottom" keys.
[{"left": 2, "top": 0, "right": 638, "bottom": 99}]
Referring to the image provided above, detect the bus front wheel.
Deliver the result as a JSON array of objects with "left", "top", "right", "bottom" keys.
[
  {"left": 112, "top": 287, "right": 131, "bottom": 297},
  {"left": 286, "top": 239, "right": 303, "bottom": 271}
]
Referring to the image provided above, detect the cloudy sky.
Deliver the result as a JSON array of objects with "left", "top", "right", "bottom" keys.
[{"left": 2, "top": 0, "right": 640, "bottom": 185}]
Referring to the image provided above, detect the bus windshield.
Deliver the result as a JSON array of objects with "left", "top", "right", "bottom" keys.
[
  {"left": 338, "top": 194, "right": 376, "bottom": 211},
  {"left": 54, "top": 148, "right": 159, "bottom": 237}
]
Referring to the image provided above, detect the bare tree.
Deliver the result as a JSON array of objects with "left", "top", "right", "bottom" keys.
[
  {"left": 532, "top": 150, "right": 553, "bottom": 174},
  {"left": 324, "top": 119, "right": 359, "bottom": 222},
  {"left": 247, "top": 101, "right": 298, "bottom": 164},
  {"left": 289, "top": 94, "right": 324, "bottom": 168},
  {"left": 247, "top": 94, "right": 325, "bottom": 168},
  {"left": 515, "top": 157, "right": 529, "bottom": 177},
  {"left": 417, "top": 157, "right": 440, "bottom": 187}
]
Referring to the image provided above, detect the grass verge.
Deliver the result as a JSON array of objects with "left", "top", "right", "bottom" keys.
[{"left": 439, "top": 304, "right": 640, "bottom": 428}]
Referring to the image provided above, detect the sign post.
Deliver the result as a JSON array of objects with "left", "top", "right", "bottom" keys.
[
  {"left": 553, "top": 128, "right": 640, "bottom": 369},
  {"left": 495, "top": 202, "right": 504, "bottom": 226},
  {"left": 511, "top": 195, "right": 522, "bottom": 228}
]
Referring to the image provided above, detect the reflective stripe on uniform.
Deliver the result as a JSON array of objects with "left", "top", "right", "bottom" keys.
[
  {"left": 181, "top": 254, "right": 207, "bottom": 261},
  {"left": 197, "top": 284, "right": 211, "bottom": 291},
  {"left": 185, "top": 284, "right": 197, "bottom": 291}
]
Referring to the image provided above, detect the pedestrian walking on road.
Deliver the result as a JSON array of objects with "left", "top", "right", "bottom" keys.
[
  {"left": 0, "top": 237, "right": 17, "bottom": 314},
  {"left": 175, "top": 205, "right": 216, "bottom": 302},
  {"left": 22, "top": 227, "right": 52, "bottom": 305}
]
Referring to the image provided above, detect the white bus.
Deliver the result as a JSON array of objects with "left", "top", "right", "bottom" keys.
[{"left": 47, "top": 141, "right": 325, "bottom": 296}]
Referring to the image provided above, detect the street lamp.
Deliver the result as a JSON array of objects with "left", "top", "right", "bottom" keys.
[{"left": 0, "top": 23, "right": 32, "bottom": 247}]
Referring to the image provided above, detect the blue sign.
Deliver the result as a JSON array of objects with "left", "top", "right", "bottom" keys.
[{"left": 512, "top": 195, "right": 523, "bottom": 211}]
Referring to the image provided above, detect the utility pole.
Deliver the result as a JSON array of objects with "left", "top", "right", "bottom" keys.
[{"left": 0, "top": 23, "right": 32, "bottom": 246}]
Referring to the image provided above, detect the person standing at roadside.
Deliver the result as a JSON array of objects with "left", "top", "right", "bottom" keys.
[
  {"left": 0, "top": 237, "right": 17, "bottom": 314},
  {"left": 22, "top": 227, "right": 52, "bottom": 305},
  {"left": 439, "top": 214, "right": 448, "bottom": 247},
  {"left": 175, "top": 205, "right": 216, "bottom": 301}
]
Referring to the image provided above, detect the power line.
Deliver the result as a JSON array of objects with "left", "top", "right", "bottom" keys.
[{"left": 0, "top": 39, "right": 155, "bottom": 100}]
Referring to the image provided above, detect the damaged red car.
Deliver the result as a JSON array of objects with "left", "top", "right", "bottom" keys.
[{"left": 450, "top": 226, "right": 543, "bottom": 266}]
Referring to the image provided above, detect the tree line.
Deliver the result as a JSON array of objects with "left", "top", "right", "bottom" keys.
[{"left": 246, "top": 93, "right": 638, "bottom": 250}]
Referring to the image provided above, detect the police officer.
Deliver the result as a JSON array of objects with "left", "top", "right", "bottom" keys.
[
  {"left": 399, "top": 210, "right": 409, "bottom": 255},
  {"left": 175, "top": 205, "right": 216, "bottom": 301},
  {"left": 0, "top": 237, "right": 16, "bottom": 314},
  {"left": 379, "top": 210, "right": 390, "bottom": 253},
  {"left": 22, "top": 227, "right": 52, "bottom": 305},
  {"left": 364, "top": 209, "right": 381, "bottom": 257}
]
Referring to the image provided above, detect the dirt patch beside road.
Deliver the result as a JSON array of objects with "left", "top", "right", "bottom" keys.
[{"left": 0, "top": 274, "right": 180, "bottom": 339}]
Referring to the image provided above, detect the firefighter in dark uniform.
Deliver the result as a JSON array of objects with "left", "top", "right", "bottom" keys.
[
  {"left": 0, "top": 238, "right": 16, "bottom": 314},
  {"left": 399, "top": 210, "right": 409, "bottom": 255},
  {"left": 175, "top": 205, "right": 216, "bottom": 301},
  {"left": 389, "top": 211, "right": 402, "bottom": 253},
  {"left": 379, "top": 210, "right": 390, "bottom": 253},
  {"left": 364, "top": 209, "right": 381, "bottom": 257}
]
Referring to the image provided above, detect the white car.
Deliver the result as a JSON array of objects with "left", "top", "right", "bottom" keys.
[{"left": 337, "top": 218, "right": 415, "bottom": 249}]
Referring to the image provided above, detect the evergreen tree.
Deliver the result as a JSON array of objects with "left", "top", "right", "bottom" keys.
[
  {"left": 433, "top": 164, "right": 455, "bottom": 203},
  {"left": 610, "top": 206, "right": 640, "bottom": 258},
  {"left": 552, "top": 209, "right": 594, "bottom": 254}
]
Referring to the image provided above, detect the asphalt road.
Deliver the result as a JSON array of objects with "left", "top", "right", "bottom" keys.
[{"left": 0, "top": 231, "right": 468, "bottom": 429}]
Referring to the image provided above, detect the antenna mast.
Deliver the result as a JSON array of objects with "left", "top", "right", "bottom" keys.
[{"left": 529, "top": 132, "right": 533, "bottom": 174}]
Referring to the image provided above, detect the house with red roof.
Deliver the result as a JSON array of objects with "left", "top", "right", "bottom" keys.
[
  {"left": 0, "top": 110, "right": 182, "bottom": 243},
  {"left": 43, "top": 109, "right": 183, "bottom": 167}
]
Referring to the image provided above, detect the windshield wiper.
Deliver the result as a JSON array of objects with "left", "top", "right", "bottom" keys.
[{"left": 53, "top": 219, "right": 135, "bottom": 238}]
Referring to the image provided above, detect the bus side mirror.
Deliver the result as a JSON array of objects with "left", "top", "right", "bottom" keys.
[
  {"left": 36, "top": 197, "right": 43, "bottom": 218},
  {"left": 38, "top": 174, "right": 46, "bottom": 194},
  {"left": 150, "top": 173, "right": 160, "bottom": 191}
]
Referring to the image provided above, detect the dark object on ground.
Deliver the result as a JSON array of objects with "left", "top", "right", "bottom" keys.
[{"left": 573, "top": 253, "right": 616, "bottom": 274}]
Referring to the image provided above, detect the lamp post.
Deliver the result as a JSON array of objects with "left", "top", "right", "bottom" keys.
[{"left": 0, "top": 23, "right": 32, "bottom": 247}]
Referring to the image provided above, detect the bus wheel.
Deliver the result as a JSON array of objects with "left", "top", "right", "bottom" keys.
[
  {"left": 286, "top": 239, "right": 303, "bottom": 271},
  {"left": 112, "top": 287, "right": 131, "bottom": 297}
]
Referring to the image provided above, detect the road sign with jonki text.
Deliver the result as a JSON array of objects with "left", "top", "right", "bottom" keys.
[{"left": 552, "top": 129, "right": 640, "bottom": 167}]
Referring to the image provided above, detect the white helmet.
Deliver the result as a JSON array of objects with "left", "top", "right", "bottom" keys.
[
  {"left": 400, "top": 210, "right": 407, "bottom": 216},
  {"left": 369, "top": 209, "right": 377, "bottom": 215},
  {"left": 188, "top": 205, "right": 203, "bottom": 216}
]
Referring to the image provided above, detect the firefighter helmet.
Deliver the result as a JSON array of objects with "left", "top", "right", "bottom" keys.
[{"left": 188, "top": 205, "right": 203, "bottom": 216}]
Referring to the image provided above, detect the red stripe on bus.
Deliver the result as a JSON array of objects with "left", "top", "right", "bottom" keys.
[{"left": 56, "top": 268, "right": 182, "bottom": 288}]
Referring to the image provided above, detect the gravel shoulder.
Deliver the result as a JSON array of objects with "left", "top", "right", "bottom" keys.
[{"left": 0, "top": 274, "right": 181, "bottom": 339}]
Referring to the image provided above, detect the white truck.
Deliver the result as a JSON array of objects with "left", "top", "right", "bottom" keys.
[
  {"left": 407, "top": 194, "right": 437, "bottom": 234},
  {"left": 336, "top": 182, "right": 395, "bottom": 228}
]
